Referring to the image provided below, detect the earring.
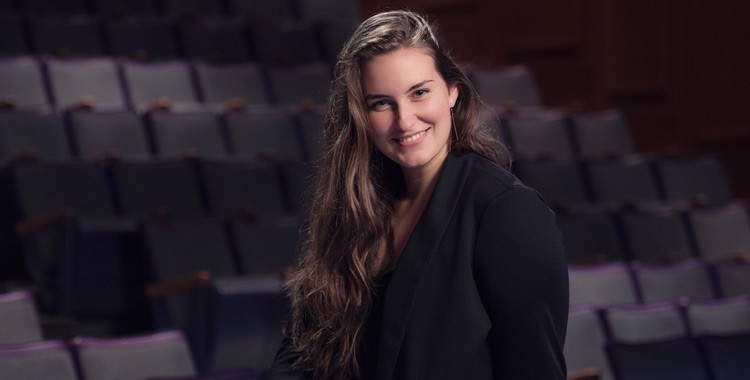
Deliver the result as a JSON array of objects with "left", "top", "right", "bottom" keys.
[{"left": 450, "top": 107, "right": 458, "bottom": 148}]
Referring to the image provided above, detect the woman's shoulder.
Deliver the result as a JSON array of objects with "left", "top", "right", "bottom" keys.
[{"left": 456, "top": 153, "right": 525, "bottom": 195}]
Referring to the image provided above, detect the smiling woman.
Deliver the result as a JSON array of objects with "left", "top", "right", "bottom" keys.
[
  {"left": 270, "top": 10, "right": 568, "bottom": 380},
  {"left": 363, "top": 47, "right": 457, "bottom": 174}
]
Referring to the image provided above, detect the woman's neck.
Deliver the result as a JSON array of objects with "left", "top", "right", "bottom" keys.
[{"left": 401, "top": 149, "right": 449, "bottom": 201}]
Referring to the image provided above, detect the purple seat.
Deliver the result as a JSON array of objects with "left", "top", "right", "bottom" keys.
[
  {"left": 632, "top": 259, "right": 717, "bottom": 303},
  {"left": 469, "top": 64, "right": 543, "bottom": 110},
  {"left": 45, "top": 56, "right": 127, "bottom": 110},
  {"left": 569, "top": 109, "right": 636, "bottom": 159},
  {"left": 72, "top": 330, "right": 197, "bottom": 380},
  {"left": 0, "top": 290, "right": 42, "bottom": 344},
  {"left": 0, "top": 340, "right": 78, "bottom": 380},
  {"left": 0, "top": 56, "right": 50, "bottom": 109},
  {"left": 502, "top": 110, "right": 574, "bottom": 160},
  {"left": 120, "top": 60, "right": 200, "bottom": 112},
  {"left": 568, "top": 263, "right": 638, "bottom": 307}
]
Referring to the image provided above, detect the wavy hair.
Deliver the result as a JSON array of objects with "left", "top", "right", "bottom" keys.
[{"left": 285, "top": 10, "right": 510, "bottom": 379}]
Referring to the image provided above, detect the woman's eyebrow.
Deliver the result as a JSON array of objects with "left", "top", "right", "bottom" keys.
[
  {"left": 407, "top": 80, "right": 433, "bottom": 93},
  {"left": 364, "top": 79, "right": 434, "bottom": 100}
]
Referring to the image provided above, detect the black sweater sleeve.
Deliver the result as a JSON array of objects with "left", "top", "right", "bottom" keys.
[{"left": 473, "top": 185, "right": 569, "bottom": 379}]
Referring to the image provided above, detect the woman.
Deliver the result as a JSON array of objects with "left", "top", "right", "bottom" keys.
[{"left": 270, "top": 10, "right": 568, "bottom": 380}]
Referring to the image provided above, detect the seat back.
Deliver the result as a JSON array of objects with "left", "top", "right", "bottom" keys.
[
  {"left": 569, "top": 263, "right": 638, "bottom": 307},
  {"left": 470, "top": 65, "right": 543, "bottom": 109},
  {"left": 502, "top": 111, "right": 574, "bottom": 160},
  {"left": 569, "top": 109, "right": 635, "bottom": 159},
  {"left": 0, "top": 291, "right": 42, "bottom": 344},
  {"left": 0, "top": 56, "right": 49, "bottom": 108},
  {"left": 564, "top": 307, "right": 612, "bottom": 380},
  {"left": 655, "top": 155, "right": 732, "bottom": 206},
  {"left": 121, "top": 60, "right": 199, "bottom": 111},
  {"left": 687, "top": 296, "right": 750, "bottom": 336},
  {"left": 73, "top": 330, "right": 197, "bottom": 380},
  {"left": 223, "top": 108, "right": 304, "bottom": 161},
  {"left": 104, "top": 16, "right": 179, "bottom": 61},
  {"left": 585, "top": 156, "right": 660, "bottom": 207},
  {"left": 0, "top": 110, "right": 70, "bottom": 162},
  {"left": 68, "top": 109, "right": 151, "bottom": 160},
  {"left": 620, "top": 207, "right": 694, "bottom": 263},
  {"left": 146, "top": 111, "right": 228, "bottom": 159},
  {"left": 230, "top": 217, "right": 300, "bottom": 275},
  {"left": 633, "top": 260, "right": 717, "bottom": 303},
  {"left": 199, "top": 160, "right": 287, "bottom": 218},
  {"left": 688, "top": 203, "right": 750, "bottom": 261},
  {"left": 45, "top": 57, "right": 126, "bottom": 110},
  {"left": 0, "top": 340, "right": 78, "bottom": 380},
  {"left": 112, "top": 160, "right": 205, "bottom": 218},
  {"left": 194, "top": 62, "right": 270, "bottom": 107}
]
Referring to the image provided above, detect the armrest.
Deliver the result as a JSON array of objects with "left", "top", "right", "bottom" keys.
[
  {"left": 146, "top": 270, "right": 213, "bottom": 299},
  {"left": 567, "top": 367, "right": 601, "bottom": 380},
  {"left": 15, "top": 208, "right": 78, "bottom": 237}
]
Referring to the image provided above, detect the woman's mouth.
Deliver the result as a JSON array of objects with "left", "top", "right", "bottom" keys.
[{"left": 395, "top": 128, "right": 430, "bottom": 145}]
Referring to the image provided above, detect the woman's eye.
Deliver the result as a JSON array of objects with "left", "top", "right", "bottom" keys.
[
  {"left": 413, "top": 89, "right": 429, "bottom": 97},
  {"left": 369, "top": 100, "right": 390, "bottom": 110}
]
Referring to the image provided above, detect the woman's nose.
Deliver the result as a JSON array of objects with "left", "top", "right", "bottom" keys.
[{"left": 396, "top": 103, "right": 415, "bottom": 129}]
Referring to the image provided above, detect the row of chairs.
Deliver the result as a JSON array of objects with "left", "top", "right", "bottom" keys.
[
  {"left": 0, "top": 289, "right": 275, "bottom": 378},
  {"left": 0, "top": 107, "right": 324, "bottom": 164},
  {"left": 565, "top": 295, "right": 750, "bottom": 380},
  {"left": 487, "top": 108, "right": 635, "bottom": 161},
  {"left": 0, "top": 0, "right": 360, "bottom": 23},
  {"left": 558, "top": 201, "right": 750, "bottom": 264},
  {"left": 569, "top": 259, "right": 750, "bottom": 308},
  {"left": 515, "top": 153, "right": 733, "bottom": 209},
  {"left": 0, "top": 11, "right": 355, "bottom": 65},
  {"left": 0, "top": 55, "right": 332, "bottom": 111},
  {"left": 1, "top": 158, "right": 313, "bottom": 222},
  {"left": 2, "top": 216, "right": 296, "bottom": 371}
]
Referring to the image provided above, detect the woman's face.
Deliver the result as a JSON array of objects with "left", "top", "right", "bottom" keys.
[{"left": 361, "top": 47, "right": 458, "bottom": 172}]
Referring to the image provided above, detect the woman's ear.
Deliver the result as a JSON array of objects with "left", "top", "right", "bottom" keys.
[{"left": 448, "top": 84, "right": 459, "bottom": 108}]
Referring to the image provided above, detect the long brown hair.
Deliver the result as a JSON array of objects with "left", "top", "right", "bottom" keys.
[{"left": 286, "top": 10, "right": 510, "bottom": 379}]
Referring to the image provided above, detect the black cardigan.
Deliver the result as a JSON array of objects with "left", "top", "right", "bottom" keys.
[{"left": 270, "top": 152, "right": 569, "bottom": 379}]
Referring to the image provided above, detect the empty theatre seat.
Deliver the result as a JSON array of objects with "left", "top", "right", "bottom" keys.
[
  {"left": 28, "top": 14, "right": 105, "bottom": 57},
  {"left": 0, "top": 56, "right": 50, "bottom": 109},
  {"left": 0, "top": 290, "right": 43, "bottom": 345},
  {"left": 687, "top": 202, "right": 750, "bottom": 261},
  {"left": 120, "top": 60, "right": 200, "bottom": 112},
  {"left": 179, "top": 18, "right": 252, "bottom": 63},
  {"left": 111, "top": 159, "right": 206, "bottom": 219},
  {"left": 0, "top": 110, "right": 71, "bottom": 163},
  {"left": 267, "top": 62, "right": 332, "bottom": 107},
  {"left": 655, "top": 155, "right": 733, "bottom": 207},
  {"left": 222, "top": 108, "right": 304, "bottom": 161},
  {"left": 194, "top": 61, "right": 271, "bottom": 108},
  {"left": 501, "top": 110, "right": 574, "bottom": 160},
  {"left": 469, "top": 65, "right": 543, "bottom": 110},
  {"left": 72, "top": 330, "right": 197, "bottom": 380},
  {"left": 104, "top": 16, "right": 180, "bottom": 61},
  {"left": 198, "top": 159, "right": 288, "bottom": 218},
  {"left": 0, "top": 340, "right": 78, "bottom": 380},
  {"left": 619, "top": 205, "right": 695, "bottom": 263},
  {"left": 556, "top": 207, "right": 625, "bottom": 265},
  {"left": 631, "top": 259, "right": 717, "bottom": 303},
  {"left": 67, "top": 109, "right": 152, "bottom": 160},
  {"left": 45, "top": 56, "right": 127, "bottom": 110},
  {"left": 568, "top": 109, "right": 636, "bottom": 159},
  {"left": 584, "top": 155, "right": 661, "bottom": 208},
  {"left": 145, "top": 110, "right": 228, "bottom": 159}
]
